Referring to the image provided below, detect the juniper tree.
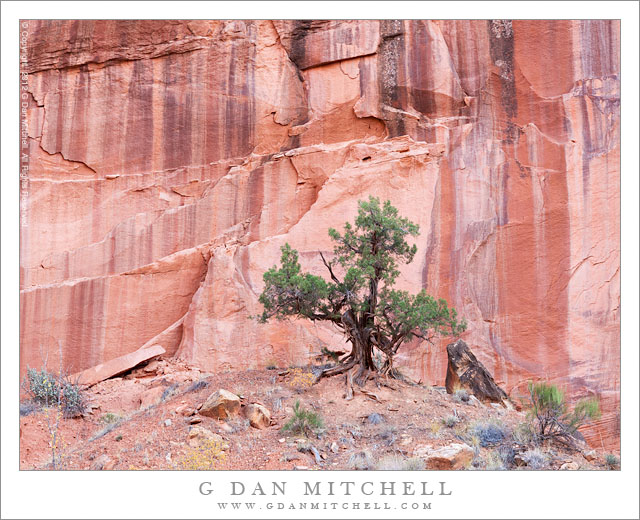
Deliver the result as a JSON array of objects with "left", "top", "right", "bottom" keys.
[{"left": 257, "top": 197, "right": 466, "bottom": 385}]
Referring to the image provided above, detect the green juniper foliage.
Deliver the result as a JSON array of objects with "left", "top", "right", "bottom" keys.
[{"left": 258, "top": 197, "right": 466, "bottom": 383}]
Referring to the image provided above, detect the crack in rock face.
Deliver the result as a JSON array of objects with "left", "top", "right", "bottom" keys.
[{"left": 20, "top": 20, "right": 620, "bottom": 449}]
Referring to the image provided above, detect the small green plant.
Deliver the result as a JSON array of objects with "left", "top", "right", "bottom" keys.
[
  {"left": 526, "top": 382, "right": 601, "bottom": 447},
  {"left": 282, "top": 400, "right": 324, "bottom": 437},
  {"left": 605, "top": 454, "right": 620, "bottom": 469}
]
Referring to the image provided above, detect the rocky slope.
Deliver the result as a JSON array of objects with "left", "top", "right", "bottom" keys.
[
  {"left": 20, "top": 20, "right": 620, "bottom": 448},
  {"left": 19, "top": 359, "right": 615, "bottom": 471}
]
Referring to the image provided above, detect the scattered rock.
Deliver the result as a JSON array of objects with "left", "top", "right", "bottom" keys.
[
  {"left": 187, "top": 426, "right": 229, "bottom": 450},
  {"left": 72, "top": 344, "right": 166, "bottom": 387},
  {"left": 583, "top": 450, "right": 597, "bottom": 462},
  {"left": 144, "top": 360, "right": 159, "bottom": 372},
  {"left": 560, "top": 461, "right": 580, "bottom": 470},
  {"left": 445, "top": 340, "right": 508, "bottom": 404},
  {"left": 164, "top": 419, "right": 172, "bottom": 427},
  {"left": 176, "top": 404, "right": 195, "bottom": 416},
  {"left": 139, "top": 386, "right": 165, "bottom": 409},
  {"left": 294, "top": 465, "right": 309, "bottom": 470},
  {"left": 329, "top": 442, "right": 339, "bottom": 453},
  {"left": 244, "top": 403, "right": 271, "bottom": 429},
  {"left": 199, "top": 389, "right": 241, "bottom": 419},
  {"left": 283, "top": 452, "right": 313, "bottom": 463},
  {"left": 188, "top": 416, "right": 202, "bottom": 425},
  {"left": 415, "top": 443, "right": 474, "bottom": 470}
]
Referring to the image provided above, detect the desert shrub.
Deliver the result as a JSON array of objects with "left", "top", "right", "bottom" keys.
[
  {"left": 442, "top": 414, "right": 460, "bottom": 428},
  {"left": 287, "top": 368, "right": 316, "bottom": 392},
  {"left": 347, "top": 450, "right": 375, "bottom": 470},
  {"left": 367, "top": 412, "right": 384, "bottom": 425},
  {"left": 453, "top": 389, "right": 470, "bottom": 403},
  {"left": 526, "top": 382, "right": 600, "bottom": 447},
  {"left": 177, "top": 439, "right": 226, "bottom": 470},
  {"left": 469, "top": 419, "right": 507, "bottom": 447},
  {"left": 483, "top": 450, "right": 506, "bottom": 470},
  {"left": 60, "top": 380, "right": 86, "bottom": 417},
  {"left": 23, "top": 367, "right": 86, "bottom": 418},
  {"left": 377, "top": 427, "right": 396, "bottom": 446},
  {"left": 497, "top": 443, "right": 516, "bottom": 468},
  {"left": 282, "top": 400, "right": 324, "bottom": 437},
  {"left": 376, "top": 454, "right": 425, "bottom": 471},
  {"left": 605, "top": 454, "right": 620, "bottom": 469},
  {"left": 512, "top": 421, "right": 534, "bottom": 445},
  {"left": 403, "top": 457, "right": 426, "bottom": 470},
  {"left": 161, "top": 383, "right": 179, "bottom": 401},
  {"left": 521, "top": 448, "right": 548, "bottom": 469},
  {"left": 19, "top": 400, "right": 38, "bottom": 416},
  {"left": 429, "top": 421, "right": 442, "bottom": 437},
  {"left": 186, "top": 379, "right": 209, "bottom": 393}
]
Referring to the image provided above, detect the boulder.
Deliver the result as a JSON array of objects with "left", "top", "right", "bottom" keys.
[
  {"left": 199, "top": 389, "right": 241, "bottom": 419},
  {"left": 445, "top": 340, "right": 508, "bottom": 404},
  {"left": 187, "top": 426, "right": 229, "bottom": 450},
  {"left": 72, "top": 344, "right": 166, "bottom": 387},
  {"left": 176, "top": 404, "right": 195, "bottom": 416},
  {"left": 139, "top": 386, "right": 165, "bottom": 409},
  {"left": 415, "top": 443, "right": 474, "bottom": 470},
  {"left": 582, "top": 450, "right": 597, "bottom": 462},
  {"left": 244, "top": 404, "right": 271, "bottom": 429}
]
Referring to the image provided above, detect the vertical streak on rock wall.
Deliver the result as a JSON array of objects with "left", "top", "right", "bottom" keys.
[{"left": 20, "top": 20, "right": 619, "bottom": 447}]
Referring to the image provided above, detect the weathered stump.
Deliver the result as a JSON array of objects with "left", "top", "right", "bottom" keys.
[{"left": 445, "top": 339, "right": 508, "bottom": 404}]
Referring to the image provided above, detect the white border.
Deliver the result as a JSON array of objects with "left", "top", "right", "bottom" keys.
[{"left": 2, "top": 2, "right": 638, "bottom": 519}]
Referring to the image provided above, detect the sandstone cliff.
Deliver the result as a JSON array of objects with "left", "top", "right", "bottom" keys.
[{"left": 20, "top": 20, "right": 620, "bottom": 447}]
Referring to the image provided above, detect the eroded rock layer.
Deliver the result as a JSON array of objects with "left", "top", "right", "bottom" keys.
[{"left": 21, "top": 20, "right": 620, "bottom": 447}]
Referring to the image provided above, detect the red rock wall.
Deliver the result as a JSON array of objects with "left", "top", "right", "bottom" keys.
[{"left": 20, "top": 20, "right": 620, "bottom": 447}]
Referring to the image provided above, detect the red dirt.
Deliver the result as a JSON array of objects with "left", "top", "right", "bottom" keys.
[{"left": 19, "top": 359, "right": 615, "bottom": 471}]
